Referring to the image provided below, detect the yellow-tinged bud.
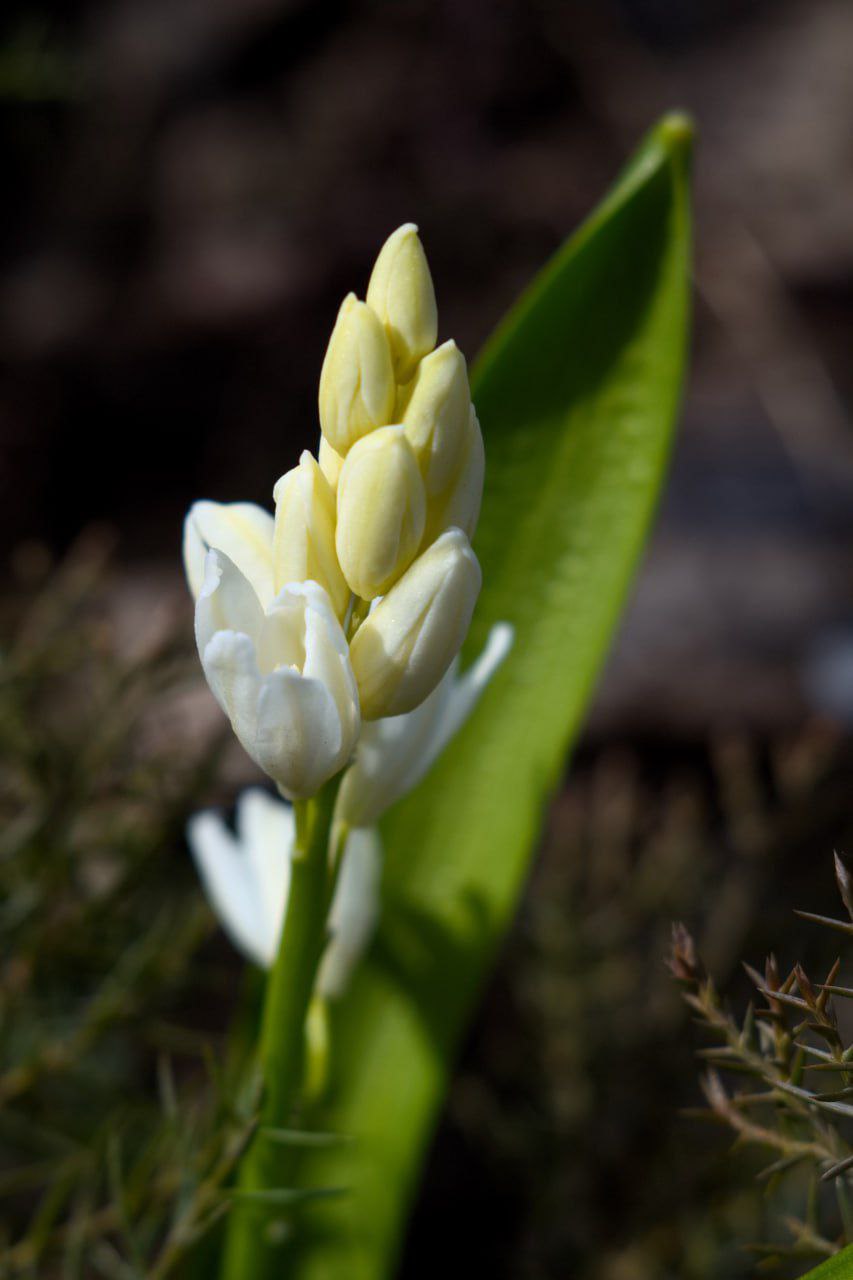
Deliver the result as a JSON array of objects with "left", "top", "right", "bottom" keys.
[
  {"left": 402, "top": 339, "right": 470, "bottom": 496},
  {"left": 349, "top": 528, "right": 481, "bottom": 719},
  {"left": 318, "top": 434, "right": 344, "bottom": 491},
  {"left": 422, "top": 406, "right": 484, "bottom": 547},
  {"left": 273, "top": 451, "right": 350, "bottom": 618},
  {"left": 366, "top": 223, "right": 438, "bottom": 382},
  {"left": 318, "top": 294, "right": 395, "bottom": 455},
  {"left": 335, "top": 426, "right": 426, "bottom": 601}
]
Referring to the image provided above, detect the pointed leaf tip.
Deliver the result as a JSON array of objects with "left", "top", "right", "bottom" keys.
[{"left": 658, "top": 111, "right": 694, "bottom": 155}]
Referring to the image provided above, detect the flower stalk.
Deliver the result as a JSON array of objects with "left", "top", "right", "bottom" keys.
[
  {"left": 181, "top": 222, "right": 512, "bottom": 1271},
  {"left": 221, "top": 773, "right": 342, "bottom": 1280}
]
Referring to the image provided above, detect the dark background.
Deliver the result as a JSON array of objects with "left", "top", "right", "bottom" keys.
[
  {"left": 3, "top": 0, "right": 853, "bottom": 739},
  {"left": 3, "top": 1, "right": 853, "bottom": 1276}
]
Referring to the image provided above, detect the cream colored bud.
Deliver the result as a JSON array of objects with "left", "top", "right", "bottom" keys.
[
  {"left": 366, "top": 223, "right": 438, "bottom": 382},
  {"left": 349, "top": 528, "right": 481, "bottom": 719},
  {"left": 402, "top": 340, "right": 471, "bottom": 496},
  {"left": 273, "top": 451, "right": 349, "bottom": 619},
  {"left": 422, "top": 406, "right": 484, "bottom": 547},
  {"left": 318, "top": 294, "right": 395, "bottom": 455},
  {"left": 335, "top": 426, "right": 426, "bottom": 601},
  {"left": 318, "top": 434, "right": 344, "bottom": 491}
]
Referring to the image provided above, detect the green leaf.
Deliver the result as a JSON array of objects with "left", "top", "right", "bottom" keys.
[
  {"left": 799, "top": 1247, "right": 853, "bottom": 1279},
  {"left": 284, "top": 113, "right": 692, "bottom": 1278}
]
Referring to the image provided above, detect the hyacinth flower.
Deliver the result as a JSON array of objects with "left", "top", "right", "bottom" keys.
[
  {"left": 187, "top": 789, "right": 383, "bottom": 998},
  {"left": 181, "top": 222, "right": 510, "bottom": 1277},
  {"left": 187, "top": 620, "right": 512, "bottom": 983}
]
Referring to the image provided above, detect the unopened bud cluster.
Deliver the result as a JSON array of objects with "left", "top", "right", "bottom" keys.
[
  {"left": 319, "top": 224, "right": 483, "bottom": 606},
  {"left": 306, "top": 223, "right": 483, "bottom": 719},
  {"left": 184, "top": 225, "right": 485, "bottom": 798}
]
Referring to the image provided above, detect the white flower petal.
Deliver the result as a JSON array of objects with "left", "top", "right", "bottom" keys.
[
  {"left": 187, "top": 809, "right": 274, "bottom": 967},
  {"left": 235, "top": 788, "right": 294, "bottom": 946},
  {"left": 348, "top": 527, "right": 481, "bottom": 719},
  {"left": 418, "top": 621, "right": 514, "bottom": 765},
  {"left": 338, "top": 622, "right": 513, "bottom": 827},
  {"left": 337, "top": 682, "right": 452, "bottom": 828},
  {"left": 188, "top": 790, "right": 381, "bottom": 997},
  {"left": 184, "top": 500, "right": 275, "bottom": 608},
  {"left": 299, "top": 584, "right": 360, "bottom": 752},
  {"left": 255, "top": 668, "right": 348, "bottom": 799},
  {"left": 183, "top": 511, "right": 207, "bottom": 601},
  {"left": 200, "top": 629, "right": 264, "bottom": 752},
  {"left": 317, "top": 826, "right": 383, "bottom": 999},
  {"left": 196, "top": 550, "right": 264, "bottom": 654},
  {"left": 196, "top": 557, "right": 360, "bottom": 798},
  {"left": 255, "top": 581, "right": 360, "bottom": 797}
]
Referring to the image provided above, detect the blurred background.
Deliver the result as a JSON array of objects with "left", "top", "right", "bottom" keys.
[{"left": 2, "top": 0, "right": 853, "bottom": 1276}]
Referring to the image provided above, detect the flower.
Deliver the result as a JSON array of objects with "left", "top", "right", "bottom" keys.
[
  {"left": 183, "top": 499, "right": 276, "bottom": 607},
  {"left": 273, "top": 451, "right": 349, "bottom": 619},
  {"left": 188, "top": 788, "right": 381, "bottom": 997},
  {"left": 338, "top": 622, "right": 513, "bottom": 828},
  {"left": 421, "top": 406, "right": 484, "bottom": 546},
  {"left": 318, "top": 434, "right": 344, "bottom": 492},
  {"left": 335, "top": 425, "right": 426, "bottom": 600},
  {"left": 184, "top": 223, "right": 489, "bottom": 799},
  {"left": 187, "top": 624, "right": 512, "bottom": 985},
  {"left": 348, "top": 528, "right": 482, "bottom": 719},
  {"left": 193, "top": 548, "right": 360, "bottom": 799},
  {"left": 365, "top": 222, "right": 437, "bottom": 382},
  {"left": 318, "top": 294, "right": 396, "bottom": 455},
  {"left": 402, "top": 339, "right": 471, "bottom": 497}
]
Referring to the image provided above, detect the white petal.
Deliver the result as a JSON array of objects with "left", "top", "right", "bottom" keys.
[
  {"left": 184, "top": 500, "right": 275, "bottom": 607},
  {"left": 256, "top": 582, "right": 360, "bottom": 795},
  {"left": 348, "top": 527, "right": 481, "bottom": 718},
  {"left": 183, "top": 511, "right": 207, "bottom": 600},
  {"left": 187, "top": 809, "right": 275, "bottom": 967},
  {"left": 235, "top": 788, "right": 294, "bottom": 946},
  {"left": 196, "top": 550, "right": 264, "bottom": 655},
  {"left": 189, "top": 795, "right": 381, "bottom": 991},
  {"left": 336, "top": 679, "right": 453, "bottom": 828},
  {"left": 200, "top": 627, "right": 258, "bottom": 738},
  {"left": 255, "top": 668, "right": 349, "bottom": 799},
  {"left": 317, "top": 827, "right": 383, "bottom": 999},
  {"left": 338, "top": 622, "right": 513, "bottom": 827},
  {"left": 202, "top": 629, "right": 345, "bottom": 799},
  {"left": 299, "top": 585, "right": 360, "bottom": 752},
  {"left": 196, "top": 562, "right": 359, "bottom": 798},
  {"left": 418, "top": 621, "right": 514, "bottom": 765}
]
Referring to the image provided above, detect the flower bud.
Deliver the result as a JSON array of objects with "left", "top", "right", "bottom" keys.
[
  {"left": 422, "top": 406, "right": 484, "bottom": 547},
  {"left": 318, "top": 434, "right": 344, "bottom": 491},
  {"left": 366, "top": 223, "right": 438, "bottom": 382},
  {"left": 335, "top": 426, "right": 426, "bottom": 601},
  {"left": 349, "top": 528, "right": 481, "bottom": 719},
  {"left": 402, "top": 340, "right": 470, "bottom": 497},
  {"left": 318, "top": 294, "right": 395, "bottom": 455},
  {"left": 272, "top": 451, "right": 350, "bottom": 619},
  {"left": 195, "top": 557, "right": 360, "bottom": 799}
]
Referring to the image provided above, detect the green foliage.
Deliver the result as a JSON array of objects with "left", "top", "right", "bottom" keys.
[
  {"left": 276, "top": 114, "right": 693, "bottom": 1279},
  {"left": 473, "top": 736, "right": 833, "bottom": 1279},
  {"left": 802, "top": 1246, "right": 853, "bottom": 1278},
  {"left": 673, "top": 851, "right": 853, "bottom": 1274},
  {"left": 2, "top": 114, "right": 692, "bottom": 1276},
  {"left": 0, "top": 537, "right": 253, "bottom": 1277}
]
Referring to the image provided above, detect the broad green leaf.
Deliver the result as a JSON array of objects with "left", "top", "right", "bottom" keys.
[
  {"left": 284, "top": 113, "right": 692, "bottom": 1279},
  {"left": 800, "top": 1248, "right": 853, "bottom": 1279}
]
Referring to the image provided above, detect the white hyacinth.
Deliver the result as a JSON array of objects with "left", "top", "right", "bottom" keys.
[
  {"left": 182, "top": 223, "right": 512, "bottom": 990},
  {"left": 187, "top": 623, "right": 511, "bottom": 991},
  {"left": 188, "top": 789, "right": 381, "bottom": 997}
]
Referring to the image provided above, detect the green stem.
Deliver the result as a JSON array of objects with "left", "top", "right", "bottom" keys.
[{"left": 220, "top": 774, "right": 341, "bottom": 1280}]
